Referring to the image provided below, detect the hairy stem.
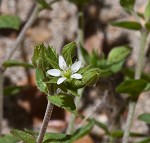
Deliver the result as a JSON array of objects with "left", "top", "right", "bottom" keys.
[
  {"left": 122, "top": 30, "right": 148, "bottom": 143},
  {"left": 37, "top": 101, "right": 54, "bottom": 143}
]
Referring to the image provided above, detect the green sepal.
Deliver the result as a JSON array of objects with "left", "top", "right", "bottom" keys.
[
  {"left": 82, "top": 68, "right": 101, "bottom": 86},
  {"left": 32, "top": 44, "right": 59, "bottom": 71},
  {"left": 62, "top": 42, "right": 76, "bottom": 66}
]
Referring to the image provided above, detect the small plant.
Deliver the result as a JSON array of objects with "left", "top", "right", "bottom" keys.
[{"left": 10, "top": 42, "right": 100, "bottom": 143}]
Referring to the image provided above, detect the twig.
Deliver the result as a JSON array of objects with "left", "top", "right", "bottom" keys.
[
  {"left": 7, "top": 4, "right": 40, "bottom": 60},
  {"left": 37, "top": 101, "right": 54, "bottom": 143},
  {"left": 122, "top": 30, "right": 148, "bottom": 143}
]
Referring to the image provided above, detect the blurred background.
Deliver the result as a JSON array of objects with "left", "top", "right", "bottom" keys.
[{"left": 0, "top": 0, "right": 150, "bottom": 142}]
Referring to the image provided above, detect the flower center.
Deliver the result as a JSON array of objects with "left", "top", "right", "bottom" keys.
[{"left": 63, "top": 69, "right": 72, "bottom": 79}]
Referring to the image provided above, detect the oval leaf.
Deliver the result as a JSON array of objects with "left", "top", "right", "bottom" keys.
[
  {"left": 11, "top": 129, "right": 36, "bottom": 143},
  {"left": 43, "top": 133, "right": 71, "bottom": 143},
  {"left": 116, "top": 79, "right": 147, "bottom": 98},
  {"left": 48, "top": 94, "right": 77, "bottom": 115},
  {"left": 107, "top": 46, "right": 131, "bottom": 64},
  {"left": 3, "top": 60, "right": 33, "bottom": 68},
  {"left": 0, "top": 134, "right": 19, "bottom": 143},
  {"left": 120, "top": 0, "right": 135, "bottom": 13},
  {"left": 138, "top": 114, "right": 150, "bottom": 124},
  {"left": 145, "top": 22, "right": 150, "bottom": 31},
  {"left": 111, "top": 21, "right": 142, "bottom": 30},
  {"left": 0, "top": 15, "right": 21, "bottom": 30},
  {"left": 70, "top": 120, "right": 95, "bottom": 142},
  {"left": 36, "top": 68, "right": 48, "bottom": 94}
]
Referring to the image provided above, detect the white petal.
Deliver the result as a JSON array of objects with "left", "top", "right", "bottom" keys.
[
  {"left": 71, "top": 61, "right": 82, "bottom": 73},
  {"left": 57, "top": 77, "right": 66, "bottom": 85},
  {"left": 47, "top": 69, "right": 61, "bottom": 76},
  {"left": 71, "top": 74, "right": 82, "bottom": 79},
  {"left": 59, "top": 55, "right": 67, "bottom": 70}
]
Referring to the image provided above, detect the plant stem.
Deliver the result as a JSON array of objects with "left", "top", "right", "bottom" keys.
[
  {"left": 122, "top": 30, "right": 148, "bottom": 143},
  {"left": 0, "top": 69, "right": 4, "bottom": 136},
  {"left": 66, "top": 89, "right": 83, "bottom": 134},
  {"left": 37, "top": 101, "right": 54, "bottom": 143},
  {"left": 66, "top": 6, "right": 84, "bottom": 135}
]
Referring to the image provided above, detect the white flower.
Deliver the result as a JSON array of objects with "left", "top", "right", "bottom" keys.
[{"left": 47, "top": 55, "right": 82, "bottom": 85}]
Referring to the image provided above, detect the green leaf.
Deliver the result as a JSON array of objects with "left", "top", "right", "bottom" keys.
[
  {"left": 90, "top": 49, "right": 100, "bottom": 66},
  {"left": 69, "top": 0, "right": 90, "bottom": 6},
  {"left": 11, "top": 129, "right": 36, "bottom": 143},
  {"left": 36, "top": 0, "right": 52, "bottom": 10},
  {"left": 43, "top": 121, "right": 94, "bottom": 143},
  {"left": 43, "top": 133, "right": 71, "bottom": 143},
  {"left": 120, "top": 0, "right": 135, "bottom": 13},
  {"left": 116, "top": 79, "right": 147, "bottom": 98},
  {"left": 36, "top": 68, "right": 48, "bottom": 94},
  {"left": 133, "top": 137, "right": 150, "bottom": 143},
  {"left": 109, "top": 60, "right": 124, "bottom": 73},
  {"left": 94, "top": 119, "right": 110, "bottom": 135},
  {"left": 145, "top": 22, "right": 150, "bottom": 31},
  {"left": 138, "top": 114, "right": 150, "bottom": 124},
  {"left": 0, "top": 134, "right": 19, "bottom": 143},
  {"left": 107, "top": 46, "right": 131, "bottom": 64},
  {"left": 70, "top": 120, "right": 95, "bottom": 142},
  {"left": 4, "top": 85, "right": 29, "bottom": 96},
  {"left": 144, "top": 83, "right": 150, "bottom": 91},
  {"left": 144, "top": 0, "right": 150, "bottom": 22},
  {"left": 137, "top": 12, "right": 145, "bottom": 19},
  {"left": 110, "top": 130, "right": 146, "bottom": 138},
  {"left": 0, "top": 15, "right": 21, "bottom": 30},
  {"left": 3, "top": 60, "right": 33, "bottom": 68},
  {"left": 48, "top": 94, "right": 77, "bottom": 114},
  {"left": 62, "top": 42, "right": 76, "bottom": 65},
  {"left": 111, "top": 21, "right": 142, "bottom": 30}
]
